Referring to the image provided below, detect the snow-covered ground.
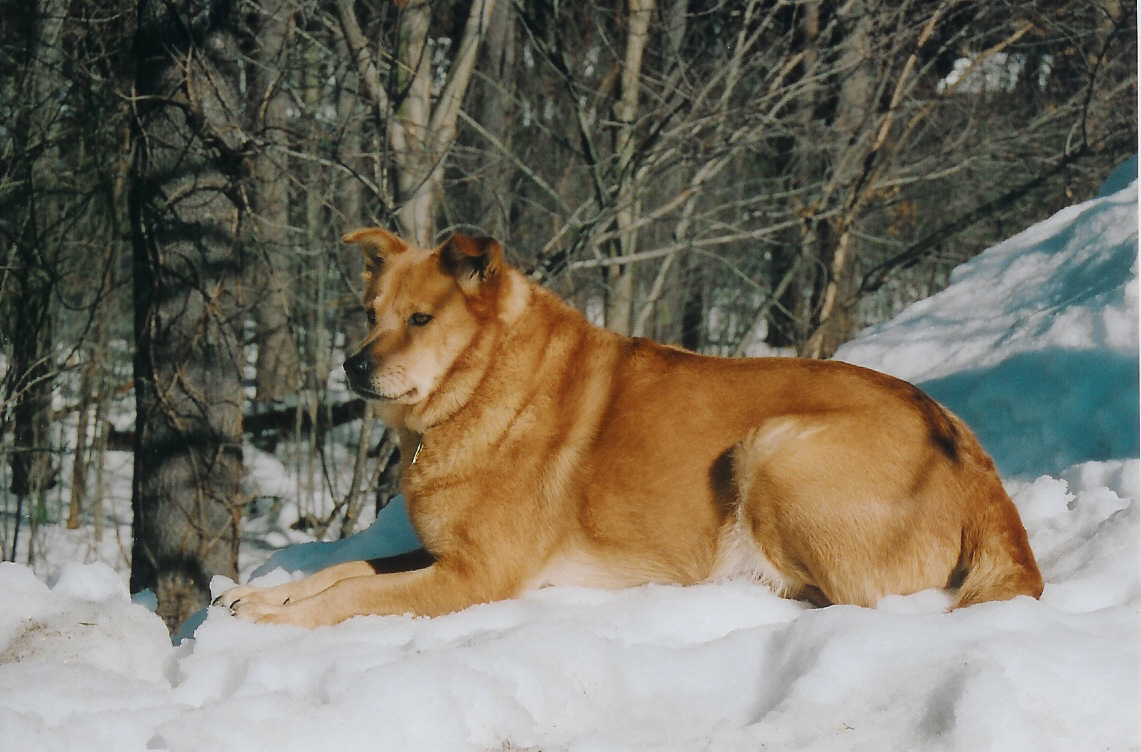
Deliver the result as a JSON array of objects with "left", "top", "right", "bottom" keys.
[{"left": 1, "top": 159, "right": 1138, "bottom": 751}]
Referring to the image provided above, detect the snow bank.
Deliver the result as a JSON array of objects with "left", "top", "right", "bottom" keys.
[
  {"left": 1, "top": 164, "right": 1137, "bottom": 751},
  {"left": 838, "top": 157, "right": 1139, "bottom": 477}
]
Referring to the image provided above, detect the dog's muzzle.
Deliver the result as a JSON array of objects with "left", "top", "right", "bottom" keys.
[{"left": 343, "top": 352, "right": 376, "bottom": 396}]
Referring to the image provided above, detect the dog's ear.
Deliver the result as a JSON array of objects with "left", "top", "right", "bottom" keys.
[
  {"left": 341, "top": 228, "right": 406, "bottom": 278},
  {"left": 438, "top": 234, "right": 503, "bottom": 295}
]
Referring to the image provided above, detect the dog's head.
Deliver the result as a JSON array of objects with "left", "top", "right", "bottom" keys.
[{"left": 340, "top": 228, "right": 505, "bottom": 406}]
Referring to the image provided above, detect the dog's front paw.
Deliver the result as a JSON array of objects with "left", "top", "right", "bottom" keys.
[
  {"left": 229, "top": 597, "right": 290, "bottom": 624},
  {"left": 212, "top": 584, "right": 263, "bottom": 609},
  {"left": 214, "top": 584, "right": 316, "bottom": 626},
  {"left": 229, "top": 598, "right": 326, "bottom": 628}
]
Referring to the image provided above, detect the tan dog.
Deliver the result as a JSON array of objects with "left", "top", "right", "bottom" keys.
[{"left": 217, "top": 229, "right": 1043, "bottom": 627}]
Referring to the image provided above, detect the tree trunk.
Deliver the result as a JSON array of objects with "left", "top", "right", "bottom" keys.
[
  {"left": 764, "top": 243, "right": 808, "bottom": 349},
  {"left": 801, "top": 223, "right": 858, "bottom": 359},
  {"left": 67, "top": 354, "right": 95, "bottom": 530},
  {"left": 463, "top": 0, "right": 516, "bottom": 237},
  {"left": 5, "top": 0, "right": 66, "bottom": 560},
  {"left": 128, "top": 1, "right": 244, "bottom": 634},
  {"left": 604, "top": 0, "right": 655, "bottom": 335},
  {"left": 8, "top": 231, "right": 54, "bottom": 560},
  {"left": 792, "top": 0, "right": 876, "bottom": 358},
  {"left": 679, "top": 260, "right": 705, "bottom": 352},
  {"left": 69, "top": 261, "right": 115, "bottom": 531},
  {"left": 91, "top": 370, "right": 111, "bottom": 544},
  {"left": 391, "top": 0, "right": 436, "bottom": 244},
  {"left": 248, "top": 0, "right": 301, "bottom": 402},
  {"left": 799, "top": 0, "right": 875, "bottom": 359}
]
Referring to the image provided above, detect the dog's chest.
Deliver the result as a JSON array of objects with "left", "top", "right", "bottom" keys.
[
  {"left": 399, "top": 446, "right": 512, "bottom": 551},
  {"left": 531, "top": 548, "right": 648, "bottom": 590}
]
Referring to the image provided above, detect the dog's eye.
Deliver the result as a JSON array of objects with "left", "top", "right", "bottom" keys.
[
  {"left": 407, "top": 312, "right": 433, "bottom": 327},
  {"left": 365, "top": 309, "right": 377, "bottom": 327}
]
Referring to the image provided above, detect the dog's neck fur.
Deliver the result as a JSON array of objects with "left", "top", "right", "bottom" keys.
[
  {"left": 401, "top": 268, "right": 540, "bottom": 435},
  {"left": 378, "top": 263, "right": 621, "bottom": 495}
]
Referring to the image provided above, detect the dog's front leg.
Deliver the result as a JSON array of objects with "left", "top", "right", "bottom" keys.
[
  {"left": 229, "top": 561, "right": 513, "bottom": 628},
  {"left": 214, "top": 549, "right": 435, "bottom": 612},
  {"left": 213, "top": 561, "right": 375, "bottom": 611}
]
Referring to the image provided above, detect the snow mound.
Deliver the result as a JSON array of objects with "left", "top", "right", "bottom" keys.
[
  {"left": 1, "top": 165, "right": 1137, "bottom": 751},
  {"left": 838, "top": 170, "right": 1139, "bottom": 477}
]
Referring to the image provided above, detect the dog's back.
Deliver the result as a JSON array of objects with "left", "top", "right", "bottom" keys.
[{"left": 539, "top": 327, "right": 1043, "bottom": 607}]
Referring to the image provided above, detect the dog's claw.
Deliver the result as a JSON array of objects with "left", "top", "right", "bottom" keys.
[{"left": 210, "top": 592, "right": 242, "bottom": 614}]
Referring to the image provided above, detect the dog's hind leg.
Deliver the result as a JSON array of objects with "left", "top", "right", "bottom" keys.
[{"left": 729, "top": 414, "right": 965, "bottom": 607}]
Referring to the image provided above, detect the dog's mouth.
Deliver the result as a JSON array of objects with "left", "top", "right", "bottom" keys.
[
  {"left": 346, "top": 379, "right": 415, "bottom": 403},
  {"left": 347, "top": 380, "right": 382, "bottom": 400}
]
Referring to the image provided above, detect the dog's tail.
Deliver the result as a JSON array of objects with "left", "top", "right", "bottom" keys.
[{"left": 952, "top": 473, "right": 1044, "bottom": 609}]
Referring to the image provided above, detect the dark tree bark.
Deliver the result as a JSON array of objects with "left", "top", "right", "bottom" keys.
[{"left": 128, "top": 0, "right": 245, "bottom": 633}]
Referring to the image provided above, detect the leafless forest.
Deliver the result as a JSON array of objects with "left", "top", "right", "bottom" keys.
[{"left": 1, "top": 0, "right": 1135, "bottom": 629}]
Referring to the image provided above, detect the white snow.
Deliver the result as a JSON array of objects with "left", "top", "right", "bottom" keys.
[
  {"left": 1, "top": 160, "right": 1138, "bottom": 751},
  {"left": 937, "top": 52, "right": 1053, "bottom": 94}
]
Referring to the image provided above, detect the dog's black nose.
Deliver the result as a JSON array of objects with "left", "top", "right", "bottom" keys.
[{"left": 343, "top": 353, "right": 372, "bottom": 379}]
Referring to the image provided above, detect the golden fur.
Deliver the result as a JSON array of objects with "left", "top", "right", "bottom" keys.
[{"left": 216, "top": 229, "right": 1043, "bottom": 627}]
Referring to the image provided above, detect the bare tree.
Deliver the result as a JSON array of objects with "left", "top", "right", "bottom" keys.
[
  {"left": 0, "top": 0, "right": 71, "bottom": 561},
  {"left": 246, "top": 0, "right": 303, "bottom": 403},
  {"left": 507, "top": 0, "right": 1135, "bottom": 355},
  {"left": 337, "top": 0, "right": 499, "bottom": 244}
]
